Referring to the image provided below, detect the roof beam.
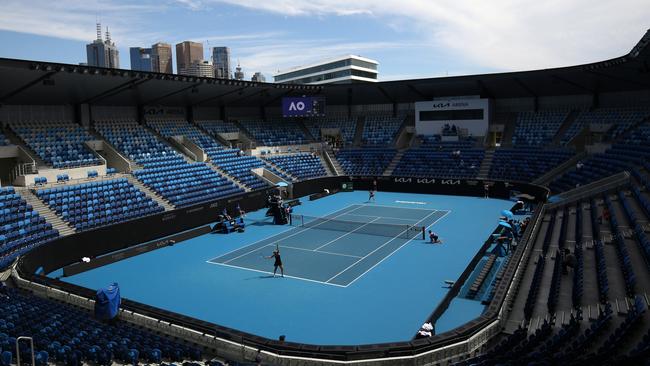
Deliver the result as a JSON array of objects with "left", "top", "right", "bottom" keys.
[
  {"left": 512, "top": 77, "right": 537, "bottom": 97},
  {"left": 550, "top": 74, "right": 595, "bottom": 93},
  {"left": 263, "top": 89, "right": 295, "bottom": 108},
  {"left": 476, "top": 80, "right": 494, "bottom": 99},
  {"left": 406, "top": 84, "right": 429, "bottom": 100},
  {"left": 0, "top": 71, "right": 58, "bottom": 102},
  {"left": 376, "top": 85, "right": 395, "bottom": 103},
  {"left": 80, "top": 78, "right": 150, "bottom": 104},
  {"left": 227, "top": 88, "right": 270, "bottom": 106},
  {"left": 193, "top": 86, "right": 249, "bottom": 106},
  {"left": 141, "top": 82, "right": 203, "bottom": 106}
]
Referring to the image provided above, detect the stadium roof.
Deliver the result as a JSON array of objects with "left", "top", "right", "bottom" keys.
[{"left": 0, "top": 30, "right": 648, "bottom": 107}]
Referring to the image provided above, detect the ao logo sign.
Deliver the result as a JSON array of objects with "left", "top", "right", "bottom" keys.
[{"left": 289, "top": 101, "right": 306, "bottom": 111}]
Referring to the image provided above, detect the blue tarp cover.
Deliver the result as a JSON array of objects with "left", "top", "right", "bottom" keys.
[{"left": 94, "top": 282, "right": 120, "bottom": 320}]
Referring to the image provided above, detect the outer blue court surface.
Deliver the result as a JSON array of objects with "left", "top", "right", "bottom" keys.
[{"left": 59, "top": 191, "right": 513, "bottom": 345}]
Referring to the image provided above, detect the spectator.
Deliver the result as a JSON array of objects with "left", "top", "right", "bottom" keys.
[
  {"left": 235, "top": 203, "right": 246, "bottom": 218},
  {"left": 598, "top": 207, "right": 610, "bottom": 224},
  {"left": 222, "top": 207, "right": 232, "bottom": 221}
]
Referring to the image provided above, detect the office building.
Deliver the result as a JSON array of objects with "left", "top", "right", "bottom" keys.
[
  {"left": 130, "top": 47, "right": 152, "bottom": 72},
  {"left": 86, "top": 23, "right": 120, "bottom": 69},
  {"left": 251, "top": 72, "right": 266, "bottom": 82},
  {"left": 176, "top": 41, "right": 203, "bottom": 75},
  {"left": 183, "top": 60, "right": 215, "bottom": 78},
  {"left": 212, "top": 47, "right": 232, "bottom": 79},
  {"left": 274, "top": 55, "right": 378, "bottom": 84},
  {"left": 152, "top": 43, "right": 173, "bottom": 74}
]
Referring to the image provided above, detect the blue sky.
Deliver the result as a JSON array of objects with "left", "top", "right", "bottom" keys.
[{"left": 0, "top": 0, "right": 648, "bottom": 81}]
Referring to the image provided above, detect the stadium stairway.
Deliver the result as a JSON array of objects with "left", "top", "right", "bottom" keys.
[
  {"left": 499, "top": 112, "right": 518, "bottom": 147},
  {"left": 551, "top": 110, "right": 581, "bottom": 145},
  {"left": 297, "top": 120, "right": 317, "bottom": 142},
  {"left": 477, "top": 149, "right": 495, "bottom": 179},
  {"left": 206, "top": 163, "right": 252, "bottom": 192},
  {"left": 3, "top": 126, "right": 48, "bottom": 168},
  {"left": 391, "top": 114, "right": 414, "bottom": 149},
  {"left": 353, "top": 116, "right": 365, "bottom": 146},
  {"left": 143, "top": 124, "right": 199, "bottom": 164},
  {"left": 383, "top": 150, "right": 405, "bottom": 176},
  {"left": 121, "top": 174, "right": 175, "bottom": 211},
  {"left": 16, "top": 187, "right": 75, "bottom": 236},
  {"left": 261, "top": 156, "right": 298, "bottom": 181},
  {"left": 322, "top": 147, "right": 343, "bottom": 176},
  {"left": 532, "top": 151, "right": 587, "bottom": 186},
  {"left": 230, "top": 119, "right": 258, "bottom": 146},
  {"left": 316, "top": 153, "right": 335, "bottom": 176},
  {"left": 88, "top": 126, "right": 144, "bottom": 171}
]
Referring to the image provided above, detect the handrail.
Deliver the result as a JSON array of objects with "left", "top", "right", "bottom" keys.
[
  {"left": 322, "top": 148, "right": 340, "bottom": 176},
  {"left": 547, "top": 171, "right": 630, "bottom": 208},
  {"left": 16, "top": 336, "right": 35, "bottom": 366},
  {"left": 532, "top": 151, "right": 587, "bottom": 186}
]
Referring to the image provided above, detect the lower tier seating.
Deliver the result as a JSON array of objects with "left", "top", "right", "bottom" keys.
[
  {"left": 336, "top": 148, "right": 396, "bottom": 176},
  {"left": 393, "top": 148, "right": 483, "bottom": 179},
  {"left": 0, "top": 187, "right": 58, "bottom": 269},
  {"left": 264, "top": 153, "right": 327, "bottom": 180},
  {"left": 0, "top": 288, "right": 202, "bottom": 365},
  {"left": 36, "top": 178, "right": 164, "bottom": 232}
]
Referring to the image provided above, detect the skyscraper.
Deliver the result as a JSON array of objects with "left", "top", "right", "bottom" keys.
[
  {"left": 176, "top": 41, "right": 203, "bottom": 75},
  {"left": 234, "top": 62, "right": 244, "bottom": 80},
  {"left": 152, "top": 42, "right": 173, "bottom": 74},
  {"left": 130, "top": 47, "right": 152, "bottom": 72},
  {"left": 86, "top": 23, "right": 120, "bottom": 69},
  {"left": 212, "top": 47, "right": 232, "bottom": 79},
  {"left": 251, "top": 72, "right": 266, "bottom": 82}
]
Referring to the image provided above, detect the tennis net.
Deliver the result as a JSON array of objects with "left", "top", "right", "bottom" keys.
[{"left": 289, "top": 214, "right": 425, "bottom": 240}]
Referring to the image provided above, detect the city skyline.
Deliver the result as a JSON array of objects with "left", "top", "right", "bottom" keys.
[{"left": 0, "top": 0, "right": 648, "bottom": 82}]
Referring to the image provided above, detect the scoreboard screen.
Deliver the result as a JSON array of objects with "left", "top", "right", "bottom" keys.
[{"left": 282, "top": 97, "right": 326, "bottom": 117}]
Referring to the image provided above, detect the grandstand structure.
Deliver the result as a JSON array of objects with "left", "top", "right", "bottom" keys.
[{"left": 0, "top": 30, "right": 649, "bottom": 365}]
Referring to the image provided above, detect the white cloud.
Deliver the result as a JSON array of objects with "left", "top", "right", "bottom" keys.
[
  {"left": 202, "top": 0, "right": 650, "bottom": 71},
  {"left": 0, "top": 0, "right": 166, "bottom": 44}
]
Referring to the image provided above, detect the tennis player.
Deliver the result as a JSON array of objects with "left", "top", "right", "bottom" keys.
[
  {"left": 429, "top": 230, "right": 442, "bottom": 244},
  {"left": 266, "top": 249, "right": 284, "bottom": 277},
  {"left": 368, "top": 190, "right": 376, "bottom": 202}
]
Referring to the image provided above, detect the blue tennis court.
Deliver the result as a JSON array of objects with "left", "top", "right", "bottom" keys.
[
  {"left": 208, "top": 204, "right": 450, "bottom": 286},
  {"left": 58, "top": 191, "right": 514, "bottom": 345}
]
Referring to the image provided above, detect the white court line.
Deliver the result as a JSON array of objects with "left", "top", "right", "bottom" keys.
[
  {"left": 395, "top": 200, "right": 427, "bottom": 205},
  {"left": 212, "top": 262, "right": 347, "bottom": 288},
  {"left": 221, "top": 205, "right": 366, "bottom": 264},
  {"left": 278, "top": 244, "right": 362, "bottom": 259},
  {"left": 356, "top": 203, "right": 449, "bottom": 212},
  {"left": 325, "top": 210, "right": 439, "bottom": 284},
  {"left": 341, "top": 213, "right": 416, "bottom": 222},
  {"left": 207, "top": 204, "right": 359, "bottom": 263},
  {"left": 314, "top": 217, "right": 382, "bottom": 251},
  {"left": 343, "top": 209, "right": 452, "bottom": 287}
]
